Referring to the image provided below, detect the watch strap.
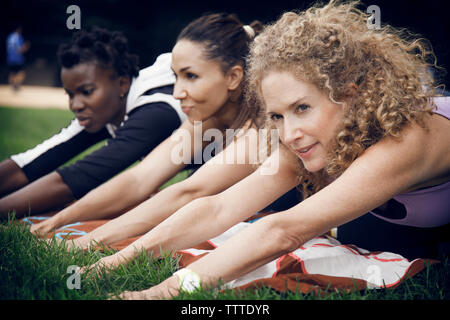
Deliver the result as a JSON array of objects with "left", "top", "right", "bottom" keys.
[{"left": 174, "top": 268, "right": 201, "bottom": 293}]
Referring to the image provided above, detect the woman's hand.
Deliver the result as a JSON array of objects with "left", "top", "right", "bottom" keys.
[
  {"left": 66, "top": 235, "right": 95, "bottom": 251},
  {"left": 119, "top": 276, "right": 180, "bottom": 300},
  {"left": 30, "top": 218, "right": 57, "bottom": 237},
  {"left": 81, "top": 252, "right": 128, "bottom": 276},
  {"left": 117, "top": 290, "right": 150, "bottom": 300}
]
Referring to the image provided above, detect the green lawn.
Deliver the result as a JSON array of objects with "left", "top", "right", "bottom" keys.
[
  {"left": 0, "top": 219, "right": 448, "bottom": 300},
  {"left": 0, "top": 106, "right": 448, "bottom": 300},
  {"left": 0, "top": 106, "right": 105, "bottom": 165}
]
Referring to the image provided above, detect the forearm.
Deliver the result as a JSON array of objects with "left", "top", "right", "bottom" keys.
[
  {"left": 147, "top": 210, "right": 338, "bottom": 299},
  {"left": 76, "top": 182, "right": 205, "bottom": 247},
  {"left": 113, "top": 196, "right": 231, "bottom": 263},
  {"left": 81, "top": 152, "right": 260, "bottom": 249},
  {"left": 115, "top": 182, "right": 294, "bottom": 264},
  {"left": 49, "top": 170, "right": 148, "bottom": 228},
  {"left": 101, "top": 150, "right": 300, "bottom": 275},
  {"left": 0, "top": 159, "right": 29, "bottom": 197},
  {"left": 0, "top": 172, "right": 74, "bottom": 218},
  {"left": 147, "top": 216, "right": 294, "bottom": 299},
  {"left": 47, "top": 139, "right": 188, "bottom": 230},
  {"left": 117, "top": 163, "right": 297, "bottom": 263},
  {"left": 195, "top": 216, "right": 293, "bottom": 285}
]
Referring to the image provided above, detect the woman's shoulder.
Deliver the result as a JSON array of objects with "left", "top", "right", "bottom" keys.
[
  {"left": 361, "top": 112, "right": 450, "bottom": 192},
  {"left": 392, "top": 107, "right": 449, "bottom": 148}
]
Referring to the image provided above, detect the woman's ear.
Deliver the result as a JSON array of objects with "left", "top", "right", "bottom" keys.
[
  {"left": 118, "top": 76, "right": 132, "bottom": 97},
  {"left": 226, "top": 65, "right": 244, "bottom": 91}
]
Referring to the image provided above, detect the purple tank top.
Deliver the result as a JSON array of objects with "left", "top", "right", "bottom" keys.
[{"left": 370, "top": 97, "right": 450, "bottom": 227}]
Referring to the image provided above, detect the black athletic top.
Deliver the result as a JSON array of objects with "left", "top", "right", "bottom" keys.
[{"left": 11, "top": 85, "right": 182, "bottom": 199}]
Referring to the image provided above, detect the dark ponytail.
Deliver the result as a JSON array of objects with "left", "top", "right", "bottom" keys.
[{"left": 177, "top": 13, "right": 263, "bottom": 73}]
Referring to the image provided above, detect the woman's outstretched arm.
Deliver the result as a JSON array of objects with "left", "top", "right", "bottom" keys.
[
  {"left": 29, "top": 120, "right": 203, "bottom": 236},
  {"left": 69, "top": 128, "right": 262, "bottom": 249},
  {"left": 0, "top": 159, "right": 29, "bottom": 197},
  {"left": 0, "top": 171, "right": 75, "bottom": 219},
  {"left": 122, "top": 118, "right": 450, "bottom": 299},
  {"left": 86, "top": 145, "right": 300, "bottom": 272}
]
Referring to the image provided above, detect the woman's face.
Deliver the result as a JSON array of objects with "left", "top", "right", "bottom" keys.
[
  {"left": 171, "top": 40, "right": 232, "bottom": 123},
  {"left": 261, "top": 71, "right": 345, "bottom": 172},
  {"left": 61, "top": 62, "right": 129, "bottom": 133}
]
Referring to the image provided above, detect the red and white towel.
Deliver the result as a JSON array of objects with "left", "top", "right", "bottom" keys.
[{"left": 24, "top": 215, "right": 433, "bottom": 293}]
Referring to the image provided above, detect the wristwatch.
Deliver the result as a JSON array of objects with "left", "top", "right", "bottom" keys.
[{"left": 174, "top": 268, "right": 201, "bottom": 293}]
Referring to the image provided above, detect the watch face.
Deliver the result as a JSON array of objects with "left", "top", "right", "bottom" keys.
[{"left": 182, "top": 273, "right": 200, "bottom": 292}]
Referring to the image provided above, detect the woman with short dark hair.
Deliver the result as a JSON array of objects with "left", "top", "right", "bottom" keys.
[{"left": 0, "top": 26, "right": 185, "bottom": 217}]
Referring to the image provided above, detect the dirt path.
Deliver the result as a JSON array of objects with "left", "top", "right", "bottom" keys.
[{"left": 0, "top": 85, "right": 68, "bottom": 110}]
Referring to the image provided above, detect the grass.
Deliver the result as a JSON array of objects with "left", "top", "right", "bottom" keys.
[
  {"left": 0, "top": 106, "right": 105, "bottom": 166},
  {"left": 0, "top": 219, "right": 449, "bottom": 300},
  {"left": 0, "top": 219, "right": 179, "bottom": 300},
  {"left": 1, "top": 106, "right": 449, "bottom": 300}
]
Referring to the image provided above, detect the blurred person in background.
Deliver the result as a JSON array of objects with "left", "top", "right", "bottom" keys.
[{"left": 6, "top": 25, "right": 30, "bottom": 92}]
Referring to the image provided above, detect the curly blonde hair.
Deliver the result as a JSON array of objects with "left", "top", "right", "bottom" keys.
[{"left": 247, "top": 0, "right": 442, "bottom": 197}]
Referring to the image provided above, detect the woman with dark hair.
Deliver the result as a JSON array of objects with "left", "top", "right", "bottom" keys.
[
  {"left": 0, "top": 26, "right": 185, "bottom": 217},
  {"left": 28, "top": 14, "right": 297, "bottom": 244}
]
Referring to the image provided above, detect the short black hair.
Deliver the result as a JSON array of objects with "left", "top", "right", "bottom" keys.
[{"left": 57, "top": 26, "right": 139, "bottom": 78}]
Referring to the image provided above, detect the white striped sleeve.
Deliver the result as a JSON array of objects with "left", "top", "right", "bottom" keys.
[{"left": 10, "top": 119, "right": 84, "bottom": 168}]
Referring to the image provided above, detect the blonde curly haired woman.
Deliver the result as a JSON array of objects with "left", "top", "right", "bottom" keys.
[
  {"left": 113, "top": 0, "right": 449, "bottom": 299},
  {"left": 249, "top": 0, "right": 450, "bottom": 259}
]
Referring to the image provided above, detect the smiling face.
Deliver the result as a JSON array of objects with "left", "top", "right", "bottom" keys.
[
  {"left": 171, "top": 40, "right": 234, "bottom": 123},
  {"left": 261, "top": 71, "right": 345, "bottom": 172},
  {"left": 61, "top": 62, "right": 129, "bottom": 133}
]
